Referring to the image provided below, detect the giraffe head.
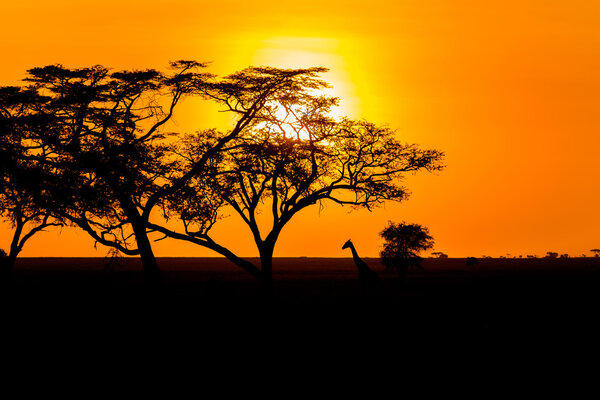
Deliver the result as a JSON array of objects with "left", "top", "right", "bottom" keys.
[{"left": 342, "top": 239, "right": 352, "bottom": 250}]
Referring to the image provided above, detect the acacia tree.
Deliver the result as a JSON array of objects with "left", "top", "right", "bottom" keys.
[
  {"left": 150, "top": 91, "right": 444, "bottom": 293},
  {"left": 3, "top": 63, "right": 330, "bottom": 285},
  {"left": 0, "top": 87, "right": 61, "bottom": 277},
  {"left": 2, "top": 62, "right": 212, "bottom": 284},
  {"left": 379, "top": 221, "right": 435, "bottom": 281}
]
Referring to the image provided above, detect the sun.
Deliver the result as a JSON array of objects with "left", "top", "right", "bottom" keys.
[{"left": 252, "top": 36, "right": 360, "bottom": 122}]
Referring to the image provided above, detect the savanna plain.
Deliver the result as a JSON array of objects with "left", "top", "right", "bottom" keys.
[{"left": 7, "top": 257, "right": 600, "bottom": 335}]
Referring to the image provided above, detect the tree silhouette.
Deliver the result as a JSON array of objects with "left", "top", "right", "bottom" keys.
[
  {"left": 379, "top": 221, "right": 435, "bottom": 281},
  {"left": 0, "top": 86, "right": 61, "bottom": 277},
  {"left": 590, "top": 249, "right": 600, "bottom": 257},
  {"left": 1, "top": 63, "right": 327, "bottom": 286},
  {"left": 465, "top": 256, "right": 479, "bottom": 266},
  {"left": 0, "top": 62, "right": 213, "bottom": 284},
  {"left": 150, "top": 87, "right": 444, "bottom": 293}
]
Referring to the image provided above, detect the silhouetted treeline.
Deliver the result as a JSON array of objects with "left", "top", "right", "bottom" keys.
[{"left": 0, "top": 61, "right": 444, "bottom": 292}]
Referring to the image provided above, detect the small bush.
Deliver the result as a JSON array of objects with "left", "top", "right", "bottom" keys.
[{"left": 465, "top": 256, "right": 479, "bottom": 266}]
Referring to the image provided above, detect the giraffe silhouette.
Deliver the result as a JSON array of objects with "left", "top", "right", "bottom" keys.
[{"left": 342, "top": 239, "right": 381, "bottom": 294}]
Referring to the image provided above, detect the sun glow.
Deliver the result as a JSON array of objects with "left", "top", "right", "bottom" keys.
[
  {"left": 265, "top": 102, "right": 328, "bottom": 141},
  {"left": 252, "top": 37, "right": 360, "bottom": 122}
]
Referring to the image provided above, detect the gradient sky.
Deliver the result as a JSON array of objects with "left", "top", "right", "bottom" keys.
[{"left": 1, "top": 0, "right": 599, "bottom": 258}]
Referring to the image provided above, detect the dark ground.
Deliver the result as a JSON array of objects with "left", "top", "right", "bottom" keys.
[
  {"left": 6, "top": 257, "right": 600, "bottom": 329},
  {"left": 4, "top": 256, "right": 600, "bottom": 364}
]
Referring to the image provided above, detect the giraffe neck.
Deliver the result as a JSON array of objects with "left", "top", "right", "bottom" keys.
[{"left": 348, "top": 243, "right": 363, "bottom": 268}]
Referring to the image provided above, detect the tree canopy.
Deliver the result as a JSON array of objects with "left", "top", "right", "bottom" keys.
[
  {"left": 379, "top": 221, "right": 435, "bottom": 277},
  {"left": 0, "top": 86, "right": 61, "bottom": 273},
  {"left": 150, "top": 86, "right": 444, "bottom": 289},
  {"left": 2, "top": 61, "right": 216, "bottom": 283},
  {"left": 0, "top": 62, "right": 337, "bottom": 284}
]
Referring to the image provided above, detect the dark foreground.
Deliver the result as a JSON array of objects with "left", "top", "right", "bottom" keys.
[{"left": 4, "top": 257, "right": 600, "bottom": 360}]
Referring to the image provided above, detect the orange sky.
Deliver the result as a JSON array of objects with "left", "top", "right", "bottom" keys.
[{"left": 1, "top": 0, "right": 599, "bottom": 258}]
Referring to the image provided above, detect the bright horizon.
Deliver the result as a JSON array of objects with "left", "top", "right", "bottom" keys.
[{"left": 1, "top": 0, "right": 599, "bottom": 258}]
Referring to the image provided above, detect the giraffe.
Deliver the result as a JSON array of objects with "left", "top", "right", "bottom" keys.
[{"left": 342, "top": 239, "right": 381, "bottom": 294}]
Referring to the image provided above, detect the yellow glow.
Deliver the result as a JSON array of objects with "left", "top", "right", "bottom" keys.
[{"left": 252, "top": 36, "right": 360, "bottom": 121}]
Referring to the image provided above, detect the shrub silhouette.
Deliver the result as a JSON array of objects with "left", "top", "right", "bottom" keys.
[
  {"left": 379, "top": 221, "right": 434, "bottom": 282},
  {"left": 465, "top": 256, "right": 479, "bottom": 266}
]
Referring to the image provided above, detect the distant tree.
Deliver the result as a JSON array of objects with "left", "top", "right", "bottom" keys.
[
  {"left": 465, "top": 256, "right": 479, "bottom": 266},
  {"left": 379, "top": 221, "right": 435, "bottom": 280},
  {"left": 546, "top": 252, "right": 559, "bottom": 259},
  {"left": 560, "top": 254, "right": 569, "bottom": 259},
  {"left": 431, "top": 251, "right": 448, "bottom": 259},
  {"left": 150, "top": 85, "right": 444, "bottom": 293},
  {"left": 590, "top": 249, "right": 600, "bottom": 258},
  {"left": 0, "top": 86, "right": 61, "bottom": 277},
  {"left": 527, "top": 255, "right": 537, "bottom": 259}
]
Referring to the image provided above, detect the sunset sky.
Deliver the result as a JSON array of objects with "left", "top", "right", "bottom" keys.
[{"left": 1, "top": 0, "right": 599, "bottom": 258}]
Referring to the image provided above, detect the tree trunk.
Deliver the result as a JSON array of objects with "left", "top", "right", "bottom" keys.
[
  {"left": 117, "top": 192, "right": 162, "bottom": 287},
  {"left": 132, "top": 224, "right": 162, "bottom": 288},
  {"left": 258, "top": 245, "right": 275, "bottom": 298},
  {"left": 3, "top": 223, "right": 23, "bottom": 287}
]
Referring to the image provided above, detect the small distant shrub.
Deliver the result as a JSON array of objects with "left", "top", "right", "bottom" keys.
[
  {"left": 546, "top": 252, "right": 558, "bottom": 259},
  {"left": 379, "top": 221, "right": 434, "bottom": 277},
  {"left": 465, "top": 257, "right": 479, "bottom": 266},
  {"left": 560, "top": 254, "right": 569, "bottom": 259}
]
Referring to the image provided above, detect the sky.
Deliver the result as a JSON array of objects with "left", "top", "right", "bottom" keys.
[{"left": 1, "top": 0, "right": 599, "bottom": 258}]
